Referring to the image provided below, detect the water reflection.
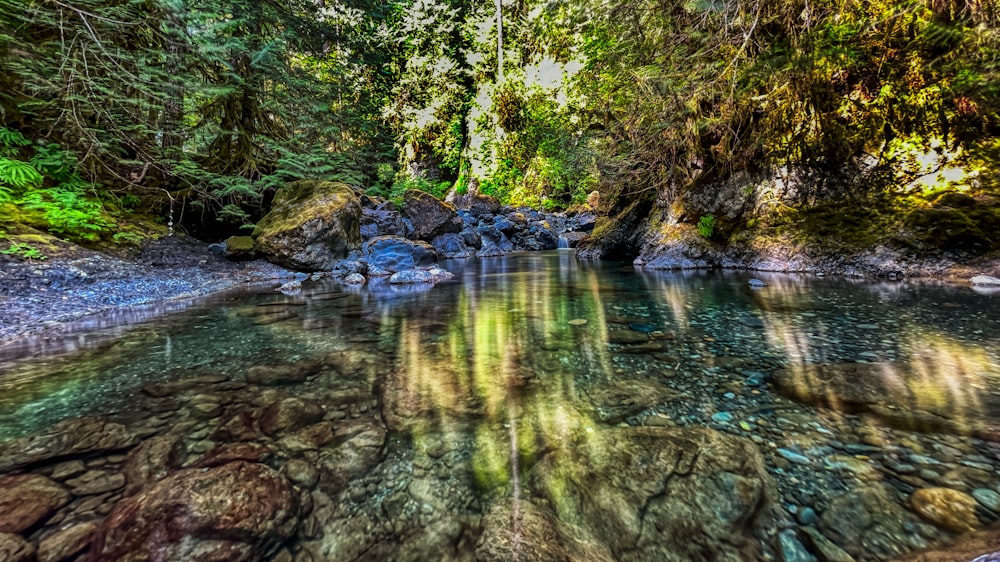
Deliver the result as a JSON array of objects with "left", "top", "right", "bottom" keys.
[{"left": 0, "top": 253, "right": 999, "bottom": 561}]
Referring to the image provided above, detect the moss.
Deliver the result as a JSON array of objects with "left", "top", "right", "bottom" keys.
[
  {"left": 904, "top": 207, "right": 993, "bottom": 251},
  {"left": 252, "top": 180, "right": 357, "bottom": 240},
  {"left": 225, "top": 235, "right": 255, "bottom": 252}
]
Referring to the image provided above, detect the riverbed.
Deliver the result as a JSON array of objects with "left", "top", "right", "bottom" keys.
[{"left": 0, "top": 251, "right": 998, "bottom": 561}]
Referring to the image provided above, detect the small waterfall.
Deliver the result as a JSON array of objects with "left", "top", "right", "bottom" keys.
[{"left": 557, "top": 235, "right": 570, "bottom": 249}]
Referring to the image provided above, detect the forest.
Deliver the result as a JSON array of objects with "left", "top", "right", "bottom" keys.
[{"left": 1, "top": 0, "right": 1000, "bottom": 255}]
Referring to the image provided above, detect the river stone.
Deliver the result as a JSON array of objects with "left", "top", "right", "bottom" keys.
[
  {"left": 401, "top": 189, "right": 462, "bottom": 240},
  {"left": 581, "top": 379, "right": 676, "bottom": 424},
  {"left": 223, "top": 235, "right": 255, "bottom": 260},
  {"left": 475, "top": 498, "right": 615, "bottom": 562},
  {"left": 65, "top": 469, "right": 126, "bottom": 496},
  {"left": 282, "top": 459, "right": 319, "bottom": 489},
  {"left": 778, "top": 529, "right": 818, "bottom": 562},
  {"left": 316, "top": 419, "right": 387, "bottom": 492},
  {"left": 911, "top": 487, "right": 982, "bottom": 533},
  {"left": 970, "top": 275, "right": 1000, "bottom": 286},
  {"left": 123, "top": 434, "right": 184, "bottom": 495},
  {"left": 447, "top": 190, "right": 501, "bottom": 217},
  {"left": 772, "top": 362, "right": 1000, "bottom": 440},
  {"left": 430, "top": 232, "right": 474, "bottom": 258},
  {"left": 360, "top": 207, "right": 407, "bottom": 240},
  {"left": 89, "top": 461, "right": 298, "bottom": 562},
  {"left": 799, "top": 527, "right": 856, "bottom": 562},
  {"left": 531, "top": 426, "right": 775, "bottom": 561},
  {"left": 252, "top": 180, "right": 362, "bottom": 271},
  {"left": 0, "top": 416, "right": 136, "bottom": 473},
  {"left": 388, "top": 267, "right": 454, "bottom": 284},
  {"left": 363, "top": 235, "right": 438, "bottom": 275},
  {"left": 889, "top": 521, "right": 1000, "bottom": 561},
  {"left": 0, "top": 474, "right": 71, "bottom": 533},
  {"left": 973, "top": 488, "right": 1000, "bottom": 512},
  {"left": 195, "top": 443, "right": 273, "bottom": 468},
  {"left": 259, "top": 397, "right": 325, "bottom": 436},
  {"left": 819, "top": 483, "right": 928, "bottom": 559},
  {"left": 0, "top": 533, "right": 34, "bottom": 562},
  {"left": 38, "top": 521, "right": 99, "bottom": 562},
  {"left": 245, "top": 359, "right": 321, "bottom": 386}
]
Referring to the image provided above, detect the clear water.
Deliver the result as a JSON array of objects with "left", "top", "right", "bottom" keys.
[{"left": 1, "top": 251, "right": 999, "bottom": 561}]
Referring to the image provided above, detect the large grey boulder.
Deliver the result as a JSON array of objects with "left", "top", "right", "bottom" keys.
[{"left": 253, "top": 180, "right": 362, "bottom": 271}]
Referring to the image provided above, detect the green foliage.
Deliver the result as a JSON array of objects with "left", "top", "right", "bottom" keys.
[
  {"left": 1, "top": 242, "right": 46, "bottom": 260},
  {"left": 389, "top": 176, "right": 453, "bottom": 203},
  {"left": 697, "top": 214, "right": 715, "bottom": 239},
  {"left": 112, "top": 232, "right": 146, "bottom": 246}
]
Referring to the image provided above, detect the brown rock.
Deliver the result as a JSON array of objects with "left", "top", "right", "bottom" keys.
[
  {"left": 246, "top": 360, "right": 321, "bottom": 386},
  {"left": 317, "top": 419, "right": 387, "bottom": 491},
  {"left": 122, "top": 434, "right": 184, "bottom": 495},
  {"left": 891, "top": 520, "right": 1000, "bottom": 561},
  {"left": 820, "top": 484, "right": 929, "bottom": 560},
  {"left": 0, "top": 532, "right": 35, "bottom": 562},
  {"left": 212, "top": 410, "right": 262, "bottom": 442},
  {"left": 0, "top": 474, "right": 71, "bottom": 533},
  {"left": 911, "top": 487, "right": 982, "bottom": 533},
  {"left": 476, "top": 498, "right": 615, "bottom": 562},
  {"left": 141, "top": 374, "right": 229, "bottom": 398},
  {"left": 581, "top": 379, "right": 676, "bottom": 424},
  {"left": 38, "top": 521, "right": 98, "bottom": 562},
  {"left": 401, "top": 189, "right": 462, "bottom": 240},
  {"left": 277, "top": 422, "right": 337, "bottom": 453},
  {"left": 195, "top": 443, "right": 273, "bottom": 468},
  {"left": 773, "top": 362, "right": 1000, "bottom": 441},
  {"left": 531, "top": 426, "right": 775, "bottom": 561},
  {"left": 64, "top": 469, "right": 125, "bottom": 496},
  {"left": 282, "top": 459, "right": 319, "bottom": 489},
  {"left": 0, "top": 417, "right": 136, "bottom": 473},
  {"left": 259, "top": 397, "right": 324, "bottom": 436},
  {"left": 89, "top": 462, "right": 298, "bottom": 562}
]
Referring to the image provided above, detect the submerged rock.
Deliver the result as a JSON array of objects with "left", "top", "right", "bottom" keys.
[
  {"left": 0, "top": 474, "right": 71, "bottom": 533},
  {"left": 253, "top": 180, "right": 362, "bottom": 271},
  {"left": 772, "top": 362, "right": 1000, "bottom": 441},
  {"left": 820, "top": 484, "right": 931, "bottom": 560},
  {"left": 911, "top": 487, "right": 982, "bottom": 533},
  {"left": 0, "top": 416, "right": 136, "bottom": 473},
  {"left": 0, "top": 533, "right": 34, "bottom": 562},
  {"left": 89, "top": 461, "right": 298, "bottom": 562},
  {"left": 476, "top": 498, "right": 615, "bottom": 562},
  {"left": 531, "top": 426, "right": 775, "bottom": 562}
]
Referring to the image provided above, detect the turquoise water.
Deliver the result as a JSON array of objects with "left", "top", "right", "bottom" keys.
[{"left": 1, "top": 251, "right": 998, "bottom": 560}]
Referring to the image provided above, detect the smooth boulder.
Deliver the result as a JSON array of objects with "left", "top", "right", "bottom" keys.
[
  {"left": 89, "top": 461, "right": 298, "bottom": 562},
  {"left": 363, "top": 235, "right": 438, "bottom": 275},
  {"left": 530, "top": 426, "right": 775, "bottom": 561},
  {"left": 253, "top": 180, "right": 362, "bottom": 271},
  {"left": 0, "top": 474, "right": 71, "bottom": 534}
]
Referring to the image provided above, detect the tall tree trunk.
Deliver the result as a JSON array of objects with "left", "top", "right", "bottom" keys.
[{"left": 495, "top": 0, "right": 503, "bottom": 83}]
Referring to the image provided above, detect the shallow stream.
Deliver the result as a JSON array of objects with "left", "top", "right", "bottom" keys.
[{"left": 1, "top": 251, "right": 999, "bottom": 561}]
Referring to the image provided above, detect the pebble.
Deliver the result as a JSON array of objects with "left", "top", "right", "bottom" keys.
[
  {"left": 911, "top": 487, "right": 982, "bottom": 533},
  {"left": 777, "top": 529, "right": 817, "bottom": 562},
  {"left": 796, "top": 506, "right": 817, "bottom": 526},
  {"left": 972, "top": 488, "right": 1000, "bottom": 512},
  {"left": 777, "top": 449, "right": 811, "bottom": 465},
  {"left": 568, "top": 319, "right": 587, "bottom": 326},
  {"left": 711, "top": 412, "right": 734, "bottom": 424}
]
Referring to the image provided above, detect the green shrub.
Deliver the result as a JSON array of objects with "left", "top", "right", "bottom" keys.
[{"left": 697, "top": 214, "right": 716, "bottom": 238}]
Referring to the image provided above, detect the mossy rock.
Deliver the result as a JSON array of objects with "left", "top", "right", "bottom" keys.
[
  {"left": 223, "top": 235, "right": 255, "bottom": 259},
  {"left": 253, "top": 180, "right": 362, "bottom": 271},
  {"left": 904, "top": 207, "right": 993, "bottom": 252}
]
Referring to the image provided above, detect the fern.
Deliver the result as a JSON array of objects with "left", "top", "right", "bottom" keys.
[
  {"left": 0, "top": 157, "right": 44, "bottom": 190},
  {"left": 0, "top": 127, "right": 30, "bottom": 158}
]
